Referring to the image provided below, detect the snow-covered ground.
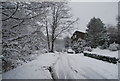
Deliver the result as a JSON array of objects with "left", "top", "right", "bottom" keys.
[
  {"left": 3, "top": 53, "right": 59, "bottom": 79},
  {"left": 85, "top": 47, "right": 118, "bottom": 58},
  {"left": 3, "top": 52, "right": 118, "bottom": 79}
]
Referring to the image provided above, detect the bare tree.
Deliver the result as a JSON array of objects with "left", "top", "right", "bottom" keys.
[{"left": 43, "top": 2, "right": 78, "bottom": 52}]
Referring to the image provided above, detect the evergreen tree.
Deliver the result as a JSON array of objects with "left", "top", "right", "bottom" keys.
[{"left": 86, "top": 17, "right": 109, "bottom": 48}]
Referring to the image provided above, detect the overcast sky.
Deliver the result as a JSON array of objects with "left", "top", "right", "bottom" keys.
[{"left": 68, "top": 2, "right": 118, "bottom": 33}]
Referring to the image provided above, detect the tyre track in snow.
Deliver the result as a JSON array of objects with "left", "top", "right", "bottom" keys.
[
  {"left": 48, "top": 53, "right": 75, "bottom": 79},
  {"left": 53, "top": 53, "right": 90, "bottom": 79},
  {"left": 58, "top": 53, "right": 75, "bottom": 79},
  {"left": 53, "top": 53, "right": 79, "bottom": 79},
  {"left": 67, "top": 54, "right": 106, "bottom": 79},
  {"left": 47, "top": 53, "right": 107, "bottom": 79},
  {"left": 66, "top": 55, "right": 90, "bottom": 79}
]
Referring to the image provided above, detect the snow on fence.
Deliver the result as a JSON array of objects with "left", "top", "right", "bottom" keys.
[{"left": 83, "top": 52, "right": 119, "bottom": 64}]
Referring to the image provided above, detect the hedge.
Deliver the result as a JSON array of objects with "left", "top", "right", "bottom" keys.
[{"left": 84, "top": 52, "right": 119, "bottom": 64}]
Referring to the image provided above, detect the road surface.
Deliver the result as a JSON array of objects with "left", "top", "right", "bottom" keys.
[
  {"left": 52, "top": 53, "right": 117, "bottom": 79},
  {"left": 3, "top": 52, "right": 118, "bottom": 79}
]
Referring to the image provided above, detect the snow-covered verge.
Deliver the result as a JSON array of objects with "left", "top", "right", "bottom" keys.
[
  {"left": 3, "top": 53, "right": 60, "bottom": 79},
  {"left": 3, "top": 52, "right": 118, "bottom": 79},
  {"left": 84, "top": 47, "right": 118, "bottom": 58}
]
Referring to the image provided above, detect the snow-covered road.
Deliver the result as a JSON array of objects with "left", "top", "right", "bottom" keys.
[
  {"left": 54, "top": 53, "right": 76, "bottom": 79},
  {"left": 3, "top": 52, "right": 118, "bottom": 79},
  {"left": 54, "top": 53, "right": 118, "bottom": 79}
]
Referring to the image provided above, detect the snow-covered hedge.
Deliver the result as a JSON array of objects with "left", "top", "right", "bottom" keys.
[
  {"left": 84, "top": 52, "right": 119, "bottom": 64},
  {"left": 108, "top": 43, "right": 119, "bottom": 51}
]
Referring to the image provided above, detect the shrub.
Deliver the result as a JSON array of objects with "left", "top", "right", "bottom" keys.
[
  {"left": 109, "top": 42, "right": 119, "bottom": 51},
  {"left": 84, "top": 46, "right": 92, "bottom": 52}
]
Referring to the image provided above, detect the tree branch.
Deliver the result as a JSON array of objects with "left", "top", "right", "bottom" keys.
[
  {"left": 2, "top": 3, "right": 19, "bottom": 21},
  {"left": 54, "top": 18, "right": 79, "bottom": 40},
  {"left": 10, "top": 20, "right": 24, "bottom": 29}
]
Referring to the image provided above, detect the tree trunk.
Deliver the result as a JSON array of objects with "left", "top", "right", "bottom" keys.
[
  {"left": 50, "top": 25, "right": 55, "bottom": 53},
  {"left": 45, "top": 21, "right": 50, "bottom": 51},
  {"left": 50, "top": 39, "right": 55, "bottom": 52}
]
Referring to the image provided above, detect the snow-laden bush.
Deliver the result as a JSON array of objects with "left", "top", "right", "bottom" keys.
[
  {"left": 72, "top": 39, "right": 87, "bottom": 53},
  {"left": 84, "top": 46, "right": 92, "bottom": 52},
  {"left": 2, "top": 58, "right": 24, "bottom": 72},
  {"left": 109, "top": 42, "right": 119, "bottom": 51},
  {"left": 99, "top": 41, "right": 109, "bottom": 49},
  {"left": 118, "top": 44, "right": 120, "bottom": 50},
  {"left": 33, "top": 49, "right": 48, "bottom": 54}
]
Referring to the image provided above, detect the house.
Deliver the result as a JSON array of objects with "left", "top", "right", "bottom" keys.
[{"left": 71, "top": 31, "right": 86, "bottom": 45}]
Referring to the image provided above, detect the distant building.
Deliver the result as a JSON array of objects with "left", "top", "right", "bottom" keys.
[{"left": 71, "top": 31, "right": 86, "bottom": 44}]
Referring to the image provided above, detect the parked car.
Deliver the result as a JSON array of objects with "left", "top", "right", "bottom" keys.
[{"left": 67, "top": 48, "right": 75, "bottom": 54}]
